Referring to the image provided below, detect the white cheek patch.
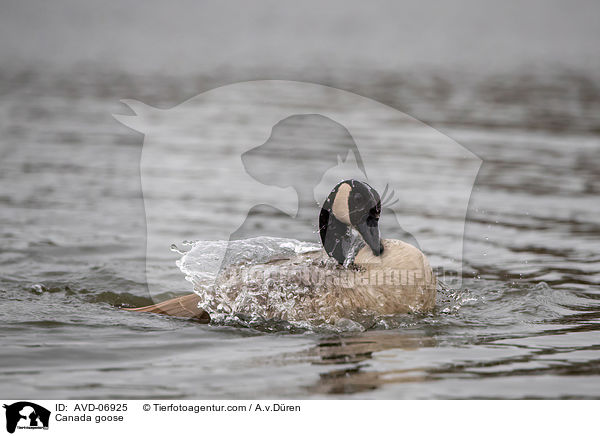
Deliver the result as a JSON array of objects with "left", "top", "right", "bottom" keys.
[{"left": 332, "top": 182, "right": 352, "bottom": 225}]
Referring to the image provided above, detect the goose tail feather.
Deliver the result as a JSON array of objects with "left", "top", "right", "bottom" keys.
[{"left": 123, "top": 293, "right": 209, "bottom": 322}]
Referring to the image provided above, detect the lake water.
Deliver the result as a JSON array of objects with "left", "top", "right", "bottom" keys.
[{"left": 1, "top": 67, "right": 599, "bottom": 399}]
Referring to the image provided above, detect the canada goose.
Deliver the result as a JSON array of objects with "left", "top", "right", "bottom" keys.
[{"left": 126, "top": 180, "right": 436, "bottom": 324}]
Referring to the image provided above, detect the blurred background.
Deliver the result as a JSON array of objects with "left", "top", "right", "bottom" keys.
[{"left": 1, "top": 0, "right": 599, "bottom": 399}]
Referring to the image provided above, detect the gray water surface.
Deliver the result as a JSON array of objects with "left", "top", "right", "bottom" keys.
[{"left": 1, "top": 68, "right": 599, "bottom": 399}]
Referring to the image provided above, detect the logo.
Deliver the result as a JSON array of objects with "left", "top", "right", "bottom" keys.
[
  {"left": 3, "top": 402, "right": 50, "bottom": 434},
  {"left": 114, "top": 80, "right": 481, "bottom": 308}
]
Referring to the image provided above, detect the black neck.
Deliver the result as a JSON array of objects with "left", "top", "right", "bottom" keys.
[{"left": 319, "top": 207, "right": 352, "bottom": 264}]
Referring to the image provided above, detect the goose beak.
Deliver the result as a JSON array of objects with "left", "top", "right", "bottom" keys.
[{"left": 356, "top": 221, "right": 384, "bottom": 256}]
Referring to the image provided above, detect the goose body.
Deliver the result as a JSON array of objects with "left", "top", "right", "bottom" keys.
[
  {"left": 211, "top": 239, "right": 435, "bottom": 323},
  {"left": 127, "top": 180, "right": 436, "bottom": 323}
]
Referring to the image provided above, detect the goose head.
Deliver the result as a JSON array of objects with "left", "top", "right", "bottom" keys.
[{"left": 319, "top": 180, "right": 383, "bottom": 265}]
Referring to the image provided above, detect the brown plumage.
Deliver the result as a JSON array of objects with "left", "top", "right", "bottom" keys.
[
  {"left": 213, "top": 239, "right": 436, "bottom": 323},
  {"left": 123, "top": 293, "right": 208, "bottom": 322}
]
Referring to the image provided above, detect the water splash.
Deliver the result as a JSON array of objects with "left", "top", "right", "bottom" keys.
[
  {"left": 174, "top": 237, "right": 441, "bottom": 332},
  {"left": 176, "top": 237, "right": 321, "bottom": 288}
]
